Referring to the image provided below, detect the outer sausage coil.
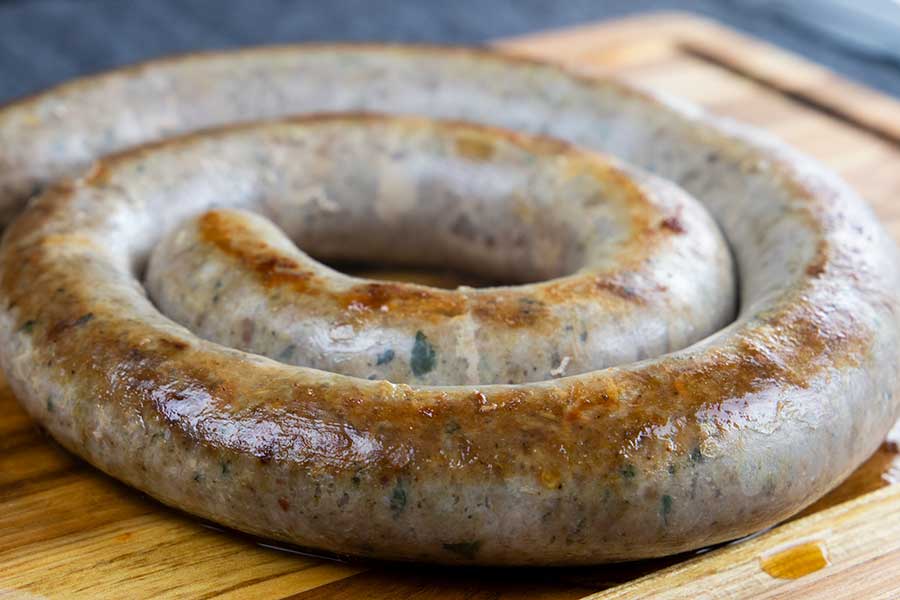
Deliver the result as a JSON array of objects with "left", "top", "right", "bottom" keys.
[{"left": 0, "top": 46, "right": 897, "bottom": 565}]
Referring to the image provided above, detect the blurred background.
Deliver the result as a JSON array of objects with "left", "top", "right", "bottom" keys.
[{"left": 1, "top": 0, "right": 899, "bottom": 102}]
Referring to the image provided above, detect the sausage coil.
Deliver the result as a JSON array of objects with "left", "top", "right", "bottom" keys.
[{"left": 0, "top": 46, "right": 897, "bottom": 565}]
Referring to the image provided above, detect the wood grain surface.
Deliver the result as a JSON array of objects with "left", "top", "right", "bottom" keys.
[{"left": 2, "top": 12, "right": 900, "bottom": 599}]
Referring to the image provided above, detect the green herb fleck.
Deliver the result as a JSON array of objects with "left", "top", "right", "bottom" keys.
[
  {"left": 410, "top": 331, "right": 436, "bottom": 376},
  {"left": 46, "top": 397, "right": 55, "bottom": 412},
  {"left": 220, "top": 461, "right": 231, "bottom": 477},
  {"left": 376, "top": 348, "right": 395, "bottom": 365},
  {"left": 444, "top": 420, "right": 461, "bottom": 434},
  {"left": 390, "top": 481, "right": 407, "bottom": 516},
  {"left": 573, "top": 516, "right": 587, "bottom": 535},
  {"left": 690, "top": 446, "right": 704, "bottom": 463},
  {"left": 19, "top": 320, "right": 36, "bottom": 334},
  {"left": 74, "top": 313, "right": 94, "bottom": 327},
  {"left": 661, "top": 494, "right": 673, "bottom": 525},
  {"left": 351, "top": 475, "right": 361, "bottom": 486},
  {"left": 442, "top": 540, "right": 482, "bottom": 560},
  {"left": 277, "top": 344, "right": 296, "bottom": 362},
  {"left": 621, "top": 463, "right": 636, "bottom": 479},
  {"left": 193, "top": 472, "right": 204, "bottom": 483}
]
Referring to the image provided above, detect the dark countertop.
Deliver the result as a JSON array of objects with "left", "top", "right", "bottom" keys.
[{"left": 1, "top": 0, "right": 899, "bottom": 103}]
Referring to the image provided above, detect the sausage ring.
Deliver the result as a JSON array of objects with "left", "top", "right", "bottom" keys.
[
  {"left": 0, "top": 46, "right": 897, "bottom": 565},
  {"left": 144, "top": 116, "right": 736, "bottom": 385}
]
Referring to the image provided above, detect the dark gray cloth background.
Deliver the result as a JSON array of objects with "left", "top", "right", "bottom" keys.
[{"left": 1, "top": 0, "right": 899, "bottom": 104}]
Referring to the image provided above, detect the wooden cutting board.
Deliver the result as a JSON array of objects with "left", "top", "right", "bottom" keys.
[{"left": 3, "top": 12, "right": 900, "bottom": 599}]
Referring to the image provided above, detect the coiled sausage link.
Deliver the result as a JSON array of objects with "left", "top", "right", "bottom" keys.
[
  {"left": 0, "top": 46, "right": 897, "bottom": 565},
  {"left": 145, "top": 116, "right": 735, "bottom": 385}
]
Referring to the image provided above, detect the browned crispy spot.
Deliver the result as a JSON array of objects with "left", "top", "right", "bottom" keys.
[
  {"left": 84, "top": 161, "right": 112, "bottom": 186},
  {"left": 804, "top": 237, "right": 831, "bottom": 279},
  {"left": 157, "top": 337, "right": 189, "bottom": 352},
  {"left": 198, "top": 210, "right": 316, "bottom": 292},
  {"left": 806, "top": 262, "right": 826, "bottom": 277},
  {"left": 593, "top": 277, "right": 644, "bottom": 303},
  {"left": 660, "top": 216, "right": 685, "bottom": 233},
  {"left": 654, "top": 301, "right": 864, "bottom": 413},
  {"left": 470, "top": 294, "right": 550, "bottom": 328},
  {"left": 197, "top": 209, "right": 564, "bottom": 326},
  {"left": 199, "top": 209, "right": 467, "bottom": 322},
  {"left": 454, "top": 132, "right": 495, "bottom": 161},
  {"left": 340, "top": 281, "right": 465, "bottom": 320},
  {"left": 3, "top": 182, "right": 77, "bottom": 243},
  {"left": 46, "top": 312, "right": 94, "bottom": 342}
]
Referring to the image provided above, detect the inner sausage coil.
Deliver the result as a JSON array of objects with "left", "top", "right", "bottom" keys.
[{"left": 0, "top": 46, "right": 897, "bottom": 565}]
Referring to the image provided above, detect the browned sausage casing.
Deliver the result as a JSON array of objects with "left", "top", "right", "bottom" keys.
[{"left": 0, "top": 46, "right": 897, "bottom": 565}]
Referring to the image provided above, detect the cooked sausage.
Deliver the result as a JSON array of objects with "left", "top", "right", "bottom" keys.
[
  {"left": 144, "top": 117, "right": 735, "bottom": 384},
  {"left": 0, "top": 46, "right": 897, "bottom": 565}
]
